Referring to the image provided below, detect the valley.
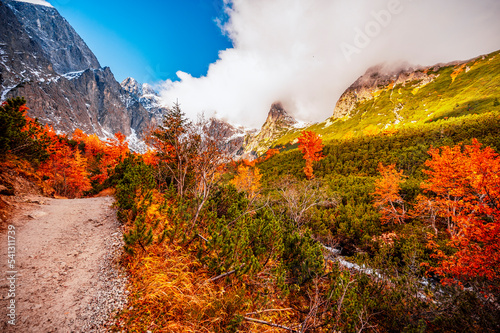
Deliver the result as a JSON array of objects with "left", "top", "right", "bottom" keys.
[{"left": 1, "top": 0, "right": 500, "bottom": 332}]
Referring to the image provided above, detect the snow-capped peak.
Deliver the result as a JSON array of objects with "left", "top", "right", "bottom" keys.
[
  {"left": 121, "top": 77, "right": 142, "bottom": 97},
  {"left": 142, "top": 83, "right": 159, "bottom": 96},
  {"left": 13, "top": 0, "right": 54, "bottom": 8}
]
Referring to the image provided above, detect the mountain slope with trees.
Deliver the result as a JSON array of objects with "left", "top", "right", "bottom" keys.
[{"left": 1, "top": 28, "right": 500, "bottom": 331}]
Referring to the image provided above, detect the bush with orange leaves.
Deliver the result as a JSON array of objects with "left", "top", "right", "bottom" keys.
[
  {"left": 372, "top": 163, "right": 407, "bottom": 225},
  {"left": 37, "top": 128, "right": 129, "bottom": 198},
  {"left": 230, "top": 161, "right": 262, "bottom": 199},
  {"left": 0, "top": 97, "right": 131, "bottom": 197},
  {"left": 0, "top": 97, "right": 51, "bottom": 162},
  {"left": 417, "top": 139, "right": 500, "bottom": 291},
  {"left": 297, "top": 131, "right": 324, "bottom": 180},
  {"left": 37, "top": 132, "right": 92, "bottom": 198}
]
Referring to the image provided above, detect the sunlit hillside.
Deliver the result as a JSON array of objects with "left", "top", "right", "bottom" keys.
[{"left": 272, "top": 49, "right": 500, "bottom": 149}]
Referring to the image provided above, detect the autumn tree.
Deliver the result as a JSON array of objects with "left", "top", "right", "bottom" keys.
[
  {"left": 72, "top": 129, "right": 129, "bottom": 187},
  {"left": 149, "top": 102, "right": 198, "bottom": 197},
  {"left": 38, "top": 130, "right": 91, "bottom": 198},
  {"left": 189, "top": 115, "right": 231, "bottom": 227},
  {"left": 297, "top": 131, "right": 324, "bottom": 179},
  {"left": 142, "top": 149, "right": 159, "bottom": 167},
  {"left": 231, "top": 162, "right": 262, "bottom": 199},
  {"left": 273, "top": 175, "right": 337, "bottom": 229},
  {"left": 263, "top": 148, "right": 280, "bottom": 161},
  {"left": 372, "top": 163, "right": 407, "bottom": 225},
  {"left": 148, "top": 108, "right": 229, "bottom": 231},
  {"left": 418, "top": 139, "right": 500, "bottom": 289}
]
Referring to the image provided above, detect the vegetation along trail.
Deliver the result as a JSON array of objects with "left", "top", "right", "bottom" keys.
[{"left": 0, "top": 195, "right": 127, "bottom": 332}]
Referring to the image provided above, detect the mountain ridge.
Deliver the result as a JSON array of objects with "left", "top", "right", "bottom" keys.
[
  {"left": 0, "top": 0, "right": 155, "bottom": 150},
  {"left": 4, "top": 0, "right": 100, "bottom": 74},
  {"left": 265, "top": 49, "right": 500, "bottom": 151}
]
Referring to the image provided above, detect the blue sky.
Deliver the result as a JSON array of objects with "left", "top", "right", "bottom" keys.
[{"left": 52, "top": 0, "right": 232, "bottom": 83}]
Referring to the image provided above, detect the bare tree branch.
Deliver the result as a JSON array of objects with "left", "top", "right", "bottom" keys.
[{"left": 244, "top": 317, "right": 299, "bottom": 332}]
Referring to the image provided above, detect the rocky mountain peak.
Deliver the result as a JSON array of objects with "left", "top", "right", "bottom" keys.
[
  {"left": 333, "top": 62, "right": 439, "bottom": 119},
  {"left": 121, "top": 78, "right": 158, "bottom": 98},
  {"left": 4, "top": 0, "right": 100, "bottom": 74},
  {"left": 141, "top": 83, "right": 156, "bottom": 96},
  {"left": 0, "top": 0, "right": 156, "bottom": 151},
  {"left": 268, "top": 101, "right": 286, "bottom": 118},
  {"left": 207, "top": 118, "right": 238, "bottom": 138},
  {"left": 121, "top": 77, "right": 142, "bottom": 97},
  {"left": 239, "top": 102, "right": 297, "bottom": 158},
  {"left": 119, "top": 77, "right": 165, "bottom": 127},
  {"left": 265, "top": 101, "right": 296, "bottom": 126}
]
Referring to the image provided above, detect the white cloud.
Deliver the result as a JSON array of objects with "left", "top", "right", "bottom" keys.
[{"left": 159, "top": 0, "right": 500, "bottom": 128}]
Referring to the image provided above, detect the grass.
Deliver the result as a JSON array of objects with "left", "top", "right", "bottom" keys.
[{"left": 268, "top": 49, "right": 500, "bottom": 152}]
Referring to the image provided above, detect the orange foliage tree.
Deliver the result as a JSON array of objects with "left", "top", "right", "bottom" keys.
[
  {"left": 263, "top": 148, "right": 280, "bottom": 161},
  {"left": 419, "top": 139, "right": 500, "bottom": 289},
  {"left": 38, "top": 128, "right": 92, "bottom": 198},
  {"left": 38, "top": 127, "right": 129, "bottom": 198},
  {"left": 231, "top": 162, "right": 262, "bottom": 199},
  {"left": 297, "top": 131, "right": 324, "bottom": 180},
  {"left": 72, "top": 129, "right": 129, "bottom": 186},
  {"left": 372, "top": 163, "right": 407, "bottom": 225},
  {"left": 2, "top": 98, "right": 128, "bottom": 198},
  {"left": 142, "top": 149, "right": 159, "bottom": 167}
]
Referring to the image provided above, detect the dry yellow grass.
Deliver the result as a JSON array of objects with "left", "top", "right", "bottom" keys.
[
  {"left": 114, "top": 192, "right": 300, "bottom": 332},
  {"left": 94, "top": 187, "right": 115, "bottom": 197}
]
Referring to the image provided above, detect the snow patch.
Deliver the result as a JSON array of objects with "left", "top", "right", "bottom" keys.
[
  {"left": 63, "top": 70, "right": 85, "bottom": 80},
  {"left": 225, "top": 131, "right": 246, "bottom": 142},
  {"left": 293, "top": 119, "right": 310, "bottom": 129},
  {"left": 1, "top": 85, "right": 17, "bottom": 101},
  {"left": 127, "top": 129, "right": 147, "bottom": 153},
  {"left": 13, "top": 0, "right": 54, "bottom": 8}
]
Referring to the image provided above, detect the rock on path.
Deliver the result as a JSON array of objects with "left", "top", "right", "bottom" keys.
[{"left": 0, "top": 195, "right": 127, "bottom": 332}]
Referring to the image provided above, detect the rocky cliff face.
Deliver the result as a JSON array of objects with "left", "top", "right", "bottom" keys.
[
  {"left": 333, "top": 63, "right": 439, "bottom": 118},
  {"left": 0, "top": 0, "right": 154, "bottom": 148},
  {"left": 205, "top": 117, "right": 256, "bottom": 157},
  {"left": 242, "top": 102, "right": 297, "bottom": 157},
  {"left": 121, "top": 77, "right": 165, "bottom": 125},
  {"left": 4, "top": 0, "right": 100, "bottom": 74},
  {"left": 0, "top": 0, "right": 57, "bottom": 99}
]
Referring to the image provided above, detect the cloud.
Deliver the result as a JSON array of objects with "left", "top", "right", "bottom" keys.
[{"left": 158, "top": 0, "right": 500, "bottom": 128}]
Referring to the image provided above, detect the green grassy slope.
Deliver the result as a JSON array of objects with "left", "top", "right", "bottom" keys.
[{"left": 271, "top": 49, "right": 500, "bottom": 148}]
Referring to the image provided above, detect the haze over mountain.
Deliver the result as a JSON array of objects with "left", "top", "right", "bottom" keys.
[
  {"left": 158, "top": 0, "right": 500, "bottom": 128},
  {"left": 1, "top": 0, "right": 499, "bottom": 158}
]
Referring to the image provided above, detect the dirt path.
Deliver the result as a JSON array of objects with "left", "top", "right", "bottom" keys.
[{"left": 0, "top": 195, "right": 127, "bottom": 332}]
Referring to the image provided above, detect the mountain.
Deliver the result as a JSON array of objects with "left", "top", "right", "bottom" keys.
[
  {"left": 206, "top": 117, "right": 257, "bottom": 158},
  {"left": 0, "top": 0, "right": 155, "bottom": 149},
  {"left": 4, "top": 0, "right": 100, "bottom": 74},
  {"left": 264, "top": 49, "right": 500, "bottom": 150},
  {"left": 241, "top": 102, "right": 298, "bottom": 157},
  {"left": 121, "top": 77, "right": 165, "bottom": 125},
  {"left": 332, "top": 62, "right": 438, "bottom": 119}
]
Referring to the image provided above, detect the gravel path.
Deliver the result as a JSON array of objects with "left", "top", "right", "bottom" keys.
[{"left": 0, "top": 195, "right": 127, "bottom": 332}]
